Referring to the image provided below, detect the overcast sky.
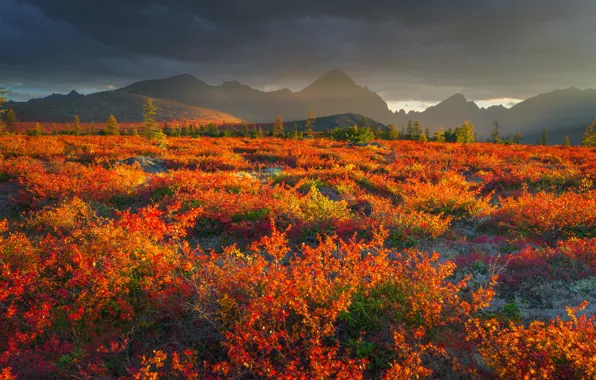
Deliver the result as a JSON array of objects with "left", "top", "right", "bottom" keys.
[{"left": 2, "top": 0, "right": 596, "bottom": 111}]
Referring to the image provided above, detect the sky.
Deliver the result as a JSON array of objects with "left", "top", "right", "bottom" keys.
[{"left": 1, "top": 0, "right": 596, "bottom": 111}]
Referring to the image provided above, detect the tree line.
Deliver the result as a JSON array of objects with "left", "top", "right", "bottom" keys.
[{"left": 1, "top": 88, "right": 596, "bottom": 147}]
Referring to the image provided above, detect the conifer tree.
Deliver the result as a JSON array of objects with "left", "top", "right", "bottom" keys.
[
  {"left": 455, "top": 120, "right": 475, "bottom": 143},
  {"left": 305, "top": 110, "right": 315, "bottom": 138},
  {"left": 0, "top": 87, "right": 6, "bottom": 114},
  {"left": 273, "top": 116, "right": 284, "bottom": 137},
  {"left": 405, "top": 120, "right": 414, "bottom": 140},
  {"left": 539, "top": 129, "right": 548, "bottom": 145},
  {"left": 0, "top": 87, "right": 7, "bottom": 133},
  {"left": 141, "top": 98, "right": 165, "bottom": 142},
  {"left": 434, "top": 126, "right": 446, "bottom": 142},
  {"left": 583, "top": 119, "right": 596, "bottom": 147},
  {"left": 182, "top": 121, "right": 191, "bottom": 136},
  {"left": 206, "top": 123, "right": 219, "bottom": 137},
  {"left": 32, "top": 123, "right": 43, "bottom": 136},
  {"left": 73, "top": 115, "right": 81, "bottom": 135},
  {"left": 162, "top": 121, "right": 172, "bottom": 136},
  {"left": 289, "top": 123, "right": 302, "bottom": 139},
  {"left": 491, "top": 120, "right": 502, "bottom": 143},
  {"left": 387, "top": 124, "right": 399, "bottom": 140},
  {"left": 4, "top": 108, "right": 17, "bottom": 131},
  {"left": 105, "top": 115, "right": 119, "bottom": 135},
  {"left": 412, "top": 121, "right": 422, "bottom": 140}
]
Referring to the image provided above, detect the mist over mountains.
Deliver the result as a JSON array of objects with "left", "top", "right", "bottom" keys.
[{"left": 7, "top": 70, "right": 596, "bottom": 144}]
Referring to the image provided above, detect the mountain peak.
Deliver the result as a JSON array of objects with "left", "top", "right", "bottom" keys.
[
  {"left": 168, "top": 73, "right": 200, "bottom": 81},
  {"left": 436, "top": 93, "right": 477, "bottom": 108},
  {"left": 445, "top": 93, "right": 467, "bottom": 102},
  {"left": 425, "top": 92, "right": 479, "bottom": 114},
  {"left": 305, "top": 70, "right": 357, "bottom": 90},
  {"left": 318, "top": 69, "right": 355, "bottom": 84},
  {"left": 67, "top": 90, "right": 81, "bottom": 97}
]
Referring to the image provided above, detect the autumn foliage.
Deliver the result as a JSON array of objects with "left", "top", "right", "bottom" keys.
[{"left": 0, "top": 135, "right": 595, "bottom": 378}]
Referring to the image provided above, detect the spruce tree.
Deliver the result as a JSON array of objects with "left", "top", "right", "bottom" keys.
[
  {"left": 305, "top": 110, "right": 315, "bottom": 138},
  {"left": 105, "top": 115, "right": 119, "bottom": 135},
  {"left": 455, "top": 120, "right": 475, "bottom": 143},
  {"left": 32, "top": 123, "right": 43, "bottom": 136},
  {"left": 0, "top": 87, "right": 6, "bottom": 113},
  {"left": 273, "top": 116, "right": 284, "bottom": 137},
  {"left": 562, "top": 136, "right": 571, "bottom": 147},
  {"left": 0, "top": 87, "right": 7, "bottom": 132},
  {"left": 162, "top": 121, "right": 172, "bottom": 136},
  {"left": 405, "top": 120, "right": 414, "bottom": 140},
  {"left": 206, "top": 123, "right": 219, "bottom": 137},
  {"left": 539, "top": 129, "right": 548, "bottom": 145},
  {"left": 4, "top": 108, "right": 17, "bottom": 131},
  {"left": 387, "top": 124, "right": 399, "bottom": 140},
  {"left": 434, "top": 126, "right": 446, "bottom": 142},
  {"left": 182, "top": 121, "right": 191, "bottom": 136},
  {"left": 491, "top": 120, "right": 502, "bottom": 143},
  {"left": 142, "top": 98, "right": 165, "bottom": 142},
  {"left": 412, "top": 121, "right": 422, "bottom": 140},
  {"left": 73, "top": 115, "right": 81, "bottom": 136},
  {"left": 583, "top": 119, "right": 596, "bottom": 147},
  {"left": 289, "top": 123, "right": 302, "bottom": 140}
]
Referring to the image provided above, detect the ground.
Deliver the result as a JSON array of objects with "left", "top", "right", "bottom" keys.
[{"left": 0, "top": 135, "right": 595, "bottom": 378}]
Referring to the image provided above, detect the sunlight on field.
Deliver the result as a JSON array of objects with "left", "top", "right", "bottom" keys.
[{"left": 0, "top": 135, "right": 595, "bottom": 378}]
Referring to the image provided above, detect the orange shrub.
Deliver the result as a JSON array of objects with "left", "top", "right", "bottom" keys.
[
  {"left": 469, "top": 303, "right": 596, "bottom": 379},
  {"left": 496, "top": 189, "right": 596, "bottom": 238},
  {"left": 401, "top": 173, "right": 495, "bottom": 219}
]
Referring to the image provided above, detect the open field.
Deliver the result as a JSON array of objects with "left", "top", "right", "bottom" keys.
[{"left": 1, "top": 135, "right": 595, "bottom": 378}]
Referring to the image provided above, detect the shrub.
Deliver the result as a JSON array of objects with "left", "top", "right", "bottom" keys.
[
  {"left": 496, "top": 190, "right": 596, "bottom": 239},
  {"left": 469, "top": 303, "right": 596, "bottom": 379},
  {"left": 333, "top": 125, "right": 375, "bottom": 143}
]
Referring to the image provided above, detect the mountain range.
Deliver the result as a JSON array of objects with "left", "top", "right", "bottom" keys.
[
  {"left": 6, "top": 86, "right": 241, "bottom": 125},
  {"left": 6, "top": 70, "right": 596, "bottom": 144}
]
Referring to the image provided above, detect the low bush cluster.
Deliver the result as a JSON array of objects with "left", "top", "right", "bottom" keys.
[{"left": 0, "top": 135, "right": 595, "bottom": 378}]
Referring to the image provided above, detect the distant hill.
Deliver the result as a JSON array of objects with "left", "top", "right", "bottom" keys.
[
  {"left": 500, "top": 88, "right": 596, "bottom": 144},
  {"left": 391, "top": 89, "right": 596, "bottom": 144},
  {"left": 284, "top": 113, "right": 385, "bottom": 132},
  {"left": 395, "top": 93, "right": 507, "bottom": 136},
  {"left": 6, "top": 71, "right": 596, "bottom": 144},
  {"left": 6, "top": 88, "right": 242, "bottom": 124}
]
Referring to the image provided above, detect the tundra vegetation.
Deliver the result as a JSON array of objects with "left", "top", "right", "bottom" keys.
[{"left": 0, "top": 132, "right": 595, "bottom": 379}]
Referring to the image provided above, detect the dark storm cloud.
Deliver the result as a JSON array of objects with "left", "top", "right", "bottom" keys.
[{"left": 2, "top": 0, "right": 596, "bottom": 104}]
